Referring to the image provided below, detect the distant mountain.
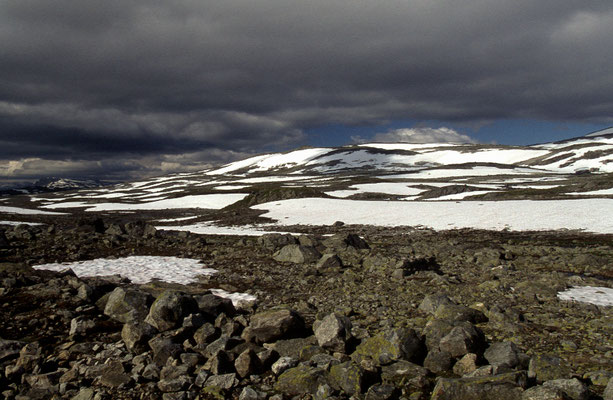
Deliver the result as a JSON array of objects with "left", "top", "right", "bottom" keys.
[{"left": 0, "top": 177, "right": 110, "bottom": 196}]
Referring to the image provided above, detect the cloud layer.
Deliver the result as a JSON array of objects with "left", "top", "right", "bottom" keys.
[
  {"left": 1, "top": 1, "right": 613, "bottom": 181},
  {"left": 371, "top": 127, "right": 477, "bottom": 144}
]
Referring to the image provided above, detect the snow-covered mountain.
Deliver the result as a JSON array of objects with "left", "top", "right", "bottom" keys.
[{"left": 2, "top": 130, "right": 613, "bottom": 233}]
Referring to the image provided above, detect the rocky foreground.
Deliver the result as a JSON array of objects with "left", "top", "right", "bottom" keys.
[{"left": 0, "top": 220, "right": 612, "bottom": 399}]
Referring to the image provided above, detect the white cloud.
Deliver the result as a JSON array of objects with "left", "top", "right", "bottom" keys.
[{"left": 371, "top": 127, "right": 477, "bottom": 144}]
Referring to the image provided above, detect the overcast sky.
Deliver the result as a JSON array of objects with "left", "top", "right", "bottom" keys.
[{"left": 1, "top": 0, "right": 612, "bottom": 184}]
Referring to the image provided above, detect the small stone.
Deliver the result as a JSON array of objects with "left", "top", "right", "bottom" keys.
[
  {"left": 453, "top": 353, "right": 478, "bottom": 376},
  {"left": 239, "top": 387, "right": 260, "bottom": 400},
  {"left": 271, "top": 356, "right": 298, "bottom": 376}
]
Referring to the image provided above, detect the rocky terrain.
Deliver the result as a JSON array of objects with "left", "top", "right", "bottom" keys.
[{"left": 1, "top": 219, "right": 612, "bottom": 399}]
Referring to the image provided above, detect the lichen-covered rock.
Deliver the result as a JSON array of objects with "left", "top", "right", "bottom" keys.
[
  {"left": 528, "top": 354, "right": 572, "bottom": 383},
  {"left": 365, "top": 384, "right": 400, "bottom": 400},
  {"left": 315, "top": 254, "right": 343, "bottom": 272},
  {"left": 453, "top": 353, "right": 479, "bottom": 376},
  {"left": 122, "top": 320, "right": 158, "bottom": 353},
  {"left": 145, "top": 290, "right": 199, "bottom": 332},
  {"left": 273, "top": 244, "right": 321, "bottom": 264},
  {"left": 314, "top": 313, "right": 353, "bottom": 353},
  {"left": 418, "top": 293, "right": 455, "bottom": 315},
  {"left": 439, "top": 323, "right": 485, "bottom": 358},
  {"left": 104, "top": 287, "right": 152, "bottom": 323},
  {"left": 380, "top": 360, "right": 431, "bottom": 389},
  {"left": 543, "top": 378, "right": 589, "bottom": 400},
  {"left": 431, "top": 371, "right": 528, "bottom": 400},
  {"left": 604, "top": 377, "right": 613, "bottom": 400},
  {"left": 433, "top": 303, "right": 487, "bottom": 323},
  {"left": 235, "top": 349, "right": 261, "bottom": 378},
  {"left": 522, "top": 385, "right": 571, "bottom": 400},
  {"left": 242, "top": 308, "right": 305, "bottom": 344},
  {"left": 322, "top": 233, "right": 369, "bottom": 251},
  {"left": 328, "top": 361, "right": 365, "bottom": 395},
  {"left": 352, "top": 327, "right": 425, "bottom": 365},
  {"left": 424, "top": 349, "right": 453, "bottom": 374},
  {"left": 275, "top": 365, "right": 327, "bottom": 396},
  {"left": 484, "top": 341, "right": 522, "bottom": 369}
]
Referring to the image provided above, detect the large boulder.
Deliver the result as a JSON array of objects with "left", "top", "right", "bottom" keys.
[
  {"left": 273, "top": 245, "right": 321, "bottom": 264},
  {"left": 528, "top": 354, "right": 572, "bottom": 383},
  {"left": 352, "top": 327, "right": 425, "bottom": 365},
  {"left": 314, "top": 313, "right": 353, "bottom": 353},
  {"left": 275, "top": 365, "right": 327, "bottom": 396},
  {"left": 431, "top": 371, "right": 527, "bottom": 400},
  {"left": 122, "top": 320, "right": 158, "bottom": 353},
  {"left": 242, "top": 309, "right": 306, "bottom": 344},
  {"left": 258, "top": 233, "right": 298, "bottom": 251},
  {"left": 542, "top": 378, "right": 589, "bottom": 400},
  {"left": 439, "top": 323, "right": 485, "bottom": 358},
  {"left": 322, "top": 233, "right": 369, "bottom": 251},
  {"left": 104, "top": 287, "right": 153, "bottom": 323},
  {"left": 328, "top": 361, "right": 366, "bottom": 396},
  {"left": 484, "top": 341, "right": 522, "bottom": 369},
  {"left": 145, "top": 290, "right": 199, "bottom": 332}
]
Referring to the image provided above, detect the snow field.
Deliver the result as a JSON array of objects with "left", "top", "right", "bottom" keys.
[
  {"left": 557, "top": 286, "right": 613, "bottom": 307},
  {"left": 253, "top": 198, "right": 613, "bottom": 234}
]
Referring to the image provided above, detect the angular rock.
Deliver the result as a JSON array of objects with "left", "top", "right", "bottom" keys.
[
  {"left": 275, "top": 365, "right": 327, "bottom": 396},
  {"left": 148, "top": 336, "right": 182, "bottom": 366},
  {"left": 424, "top": 349, "right": 453, "bottom": 374},
  {"left": 69, "top": 317, "right": 96, "bottom": 337},
  {"left": 315, "top": 254, "right": 343, "bottom": 272},
  {"left": 365, "top": 384, "right": 400, "bottom": 400},
  {"left": 419, "top": 293, "right": 455, "bottom": 315},
  {"left": 522, "top": 385, "right": 571, "bottom": 400},
  {"left": 194, "top": 322, "right": 218, "bottom": 346},
  {"left": 322, "top": 233, "right": 369, "bottom": 251},
  {"left": 439, "top": 324, "right": 485, "bottom": 358},
  {"left": 239, "top": 387, "right": 260, "bottom": 400},
  {"left": 122, "top": 320, "right": 158, "bottom": 353},
  {"left": 543, "top": 378, "right": 589, "bottom": 400},
  {"left": 204, "top": 351, "right": 234, "bottom": 375},
  {"left": 205, "top": 373, "right": 238, "bottom": 390},
  {"left": 273, "top": 244, "right": 321, "bottom": 264},
  {"left": 71, "top": 388, "right": 96, "bottom": 400},
  {"left": 314, "top": 313, "right": 353, "bottom": 353},
  {"left": 195, "top": 294, "right": 236, "bottom": 319},
  {"left": 604, "top": 377, "right": 613, "bottom": 400},
  {"left": 328, "top": 361, "right": 365, "bottom": 396},
  {"left": 158, "top": 376, "right": 192, "bottom": 393},
  {"left": 271, "top": 356, "right": 298, "bottom": 376},
  {"left": 352, "top": 327, "right": 425, "bottom": 365},
  {"left": 380, "top": 360, "right": 431, "bottom": 389},
  {"left": 242, "top": 308, "right": 305, "bottom": 343},
  {"left": 484, "top": 341, "right": 522, "bottom": 369},
  {"left": 145, "top": 290, "right": 199, "bottom": 332},
  {"left": 431, "top": 371, "right": 528, "bottom": 400},
  {"left": 528, "top": 354, "right": 572, "bottom": 382},
  {"left": 0, "top": 339, "right": 24, "bottom": 362},
  {"left": 235, "top": 349, "right": 261, "bottom": 378},
  {"left": 434, "top": 304, "right": 487, "bottom": 324},
  {"left": 258, "top": 233, "right": 298, "bottom": 251},
  {"left": 423, "top": 319, "right": 455, "bottom": 350},
  {"left": 453, "top": 353, "right": 479, "bottom": 376},
  {"left": 98, "top": 359, "right": 131, "bottom": 388},
  {"left": 104, "top": 287, "right": 152, "bottom": 323}
]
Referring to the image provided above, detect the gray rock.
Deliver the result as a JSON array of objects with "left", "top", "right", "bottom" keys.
[
  {"left": 71, "top": 388, "right": 96, "bottom": 400},
  {"left": 431, "top": 371, "right": 527, "bottom": 400},
  {"left": 239, "top": 387, "right": 260, "bottom": 400},
  {"left": 271, "top": 356, "right": 299, "bottom": 375},
  {"left": 273, "top": 244, "right": 322, "bottom": 264},
  {"left": 434, "top": 303, "right": 488, "bottom": 323},
  {"left": 543, "top": 378, "right": 589, "bottom": 400},
  {"left": 275, "top": 365, "right": 327, "bottom": 396},
  {"left": 352, "top": 327, "right": 425, "bottom": 365},
  {"left": 235, "top": 349, "right": 261, "bottom": 378},
  {"left": 423, "top": 319, "right": 455, "bottom": 350},
  {"left": 142, "top": 363, "right": 160, "bottom": 380},
  {"left": 328, "top": 361, "right": 365, "bottom": 396},
  {"left": 0, "top": 339, "right": 24, "bottom": 362},
  {"left": 528, "top": 354, "right": 572, "bottom": 382},
  {"left": 315, "top": 254, "right": 343, "bottom": 272},
  {"left": 424, "top": 349, "right": 454, "bottom": 374},
  {"left": 365, "top": 384, "right": 399, "bottom": 400},
  {"left": 314, "top": 313, "right": 353, "bottom": 353},
  {"left": 69, "top": 317, "right": 96, "bottom": 337},
  {"left": 203, "top": 350, "right": 234, "bottom": 375},
  {"left": 205, "top": 373, "right": 238, "bottom": 390},
  {"left": 148, "top": 336, "right": 182, "bottom": 366},
  {"left": 418, "top": 293, "right": 455, "bottom": 315},
  {"left": 322, "top": 233, "right": 369, "bottom": 251},
  {"left": 380, "top": 360, "right": 431, "bottom": 388},
  {"left": 98, "top": 359, "right": 131, "bottom": 388},
  {"left": 157, "top": 376, "right": 192, "bottom": 393},
  {"left": 193, "top": 322, "right": 218, "bottom": 346},
  {"left": 242, "top": 308, "right": 305, "bottom": 344},
  {"left": 453, "top": 353, "right": 479, "bottom": 376},
  {"left": 522, "top": 385, "right": 571, "bottom": 400},
  {"left": 604, "top": 377, "right": 613, "bottom": 400},
  {"left": 160, "top": 364, "right": 191, "bottom": 381},
  {"left": 104, "top": 287, "right": 152, "bottom": 323},
  {"left": 122, "top": 320, "right": 158, "bottom": 353},
  {"left": 439, "top": 324, "right": 484, "bottom": 358},
  {"left": 194, "top": 370, "right": 210, "bottom": 387},
  {"left": 145, "top": 290, "right": 199, "bottom": 332},
  {"left": 484, "top": 341, "right": 521, "bottom": 369},
  {"left": 258, "top": 233, "right": 298, "bottom": 251},
  {"left": 195, "top": 294, "right": 235, "bottom": 319}
]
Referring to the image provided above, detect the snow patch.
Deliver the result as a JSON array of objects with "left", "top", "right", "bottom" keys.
[{"left": 557, "top": 286, "right": 613, "bottom": 307}]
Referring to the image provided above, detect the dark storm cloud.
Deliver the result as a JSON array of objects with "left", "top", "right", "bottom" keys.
[{"left": 1, "top": 0, "right": 613, "bottom": 180}]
